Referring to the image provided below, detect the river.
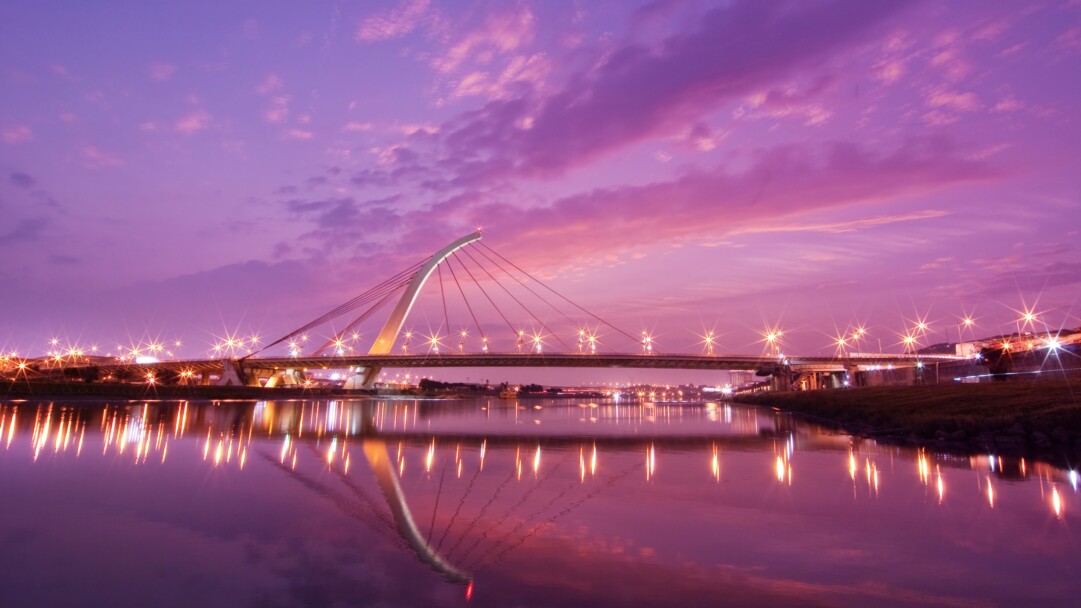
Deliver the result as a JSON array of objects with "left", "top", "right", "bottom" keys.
[{"left": 0, "top": 397, "right": 1077, "bottom": 607}]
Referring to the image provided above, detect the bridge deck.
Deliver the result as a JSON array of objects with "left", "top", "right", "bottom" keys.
[{"left": 68, "top": 351, "right": 965, "bottom": 377}]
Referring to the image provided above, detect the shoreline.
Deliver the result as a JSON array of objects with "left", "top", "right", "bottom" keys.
[{"left": 734, "top": 376, "right": 1081, "bottom": 459}]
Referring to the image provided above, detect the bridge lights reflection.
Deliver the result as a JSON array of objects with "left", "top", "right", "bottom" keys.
[
  {"left": 917, "top": 450, "right": 931, "bottom": 485},
  {"left": 646, "top": 443, "right": 656, "bottom": 480},
  {"left": 1052, "top": 485, "right": 1063, "bottom": 517},
  {"left": 936, "top": 465, "right": 945, "bottom": 504},
  {"left": 711, "top": 444, "right": 720, "bottom": 482}
]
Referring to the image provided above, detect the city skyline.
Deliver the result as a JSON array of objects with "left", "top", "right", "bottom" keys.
[{"left": 3, "top": 0, "right": 1080, "bottom": 369}]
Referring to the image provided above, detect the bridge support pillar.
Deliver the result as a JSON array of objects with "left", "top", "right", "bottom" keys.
[
  {"left": 360, "top": 366, "right": 382, "bottom": 388},
  {"left": 770, "top": 370, "right": 792, "bottom": 392},
  {"left": 265, "top": 368, "right": 304, "bottom": 388},
  {"left": 218, "top": 359, "right": 248, "bottom": 387},
  {"left": 845, "top": 364, "right": 860, "bottom": 387}
]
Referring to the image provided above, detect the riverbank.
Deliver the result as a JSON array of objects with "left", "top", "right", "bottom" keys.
[
  {"left": 735, "top": 377, "right": 1081, "bottom": 455},
  {"left": 0, "top": 381, "right": 362, "bottom": 401}
]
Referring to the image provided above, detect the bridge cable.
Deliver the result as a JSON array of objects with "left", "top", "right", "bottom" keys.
[
  {"left": 445, "top": 254, "right": 487, "bottom": 345},
  {"left": 478, "top": 242, "right": 640, "bottom": 345},
  {"left": 435, "top": 453, "right": 484, "bottom": 552},
  {"left": 447, "top": 253, "right": 519, "bottom": 345},
  {"left": 312, "top": 286, "right": 406, "bottom": 355},
  {"left": 280, "top": 262, "right": 419, "bottom": 336},
  {"left": 426, "top": 457, "right": 450, "bottom": 545},
  {"left": 442, "top": 464, "right": 518, "bottom": 558},
  {"left": 458, "top": 246, "right": 571, "bottom": 351},
  {"left": 462, "top": 472, "right": 583, "bottom": 571},
  {"left": 308, "top": 281, "right": 410, "bottom": 355},
  {"left": 470, "top": 244, "right": 582, "bottom": 333},
  {"left": 249, "top": 260, "right": 423, "bottom": 357},
  {"left": 454, "top": 450, "right": 572, "bottom": 567},
  {"left": 474, "top": 459, "right": 642, "bottom": 571}
]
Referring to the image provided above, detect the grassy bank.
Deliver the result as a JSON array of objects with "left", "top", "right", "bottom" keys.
[{"left": 735, "top": 378, "right": 1081, "bottom": 453}]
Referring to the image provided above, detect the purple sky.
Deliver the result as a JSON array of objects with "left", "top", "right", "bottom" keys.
[{"left": 2, "top": 0, "right": 1080, "bottom": 368}]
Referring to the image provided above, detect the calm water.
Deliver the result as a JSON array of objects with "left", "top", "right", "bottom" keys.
[{"left": 1, "top": 397, "right": 1078, "bottom": 607}]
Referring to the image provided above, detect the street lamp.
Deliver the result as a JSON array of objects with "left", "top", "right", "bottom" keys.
[{"left": 902, "top": 334, "right": 917, "bottom": 354}]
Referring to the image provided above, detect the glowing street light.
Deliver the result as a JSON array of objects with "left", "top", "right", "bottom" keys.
[
  {"left": 763, "top": 329, "right": 783, "bottom": 356},
  {"left": 641, "top": 331, "right": 654, "bottom": 355},
  {"left": 834, "top": 335, "right": 848, "bottom": 357},
  {"left": 902, "top": 334, "right": 917, "bottom": 354}
]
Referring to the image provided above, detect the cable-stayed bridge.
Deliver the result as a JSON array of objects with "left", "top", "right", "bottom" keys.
[{"left": 34, "top": 230, "right": 965, "bottom": 389}]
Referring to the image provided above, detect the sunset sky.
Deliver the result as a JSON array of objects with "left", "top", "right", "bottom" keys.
[{"left": 2, "top": 0, "right": 1080, "bottom": 374}]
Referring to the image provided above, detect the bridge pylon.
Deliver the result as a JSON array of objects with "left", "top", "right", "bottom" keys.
[{"left": 359, "top": 230, "right": 483, "bottom": 387}]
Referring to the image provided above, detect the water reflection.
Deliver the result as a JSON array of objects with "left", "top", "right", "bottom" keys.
[{"left": 2, "top": 398, "right": 1080, "bottom": 606}]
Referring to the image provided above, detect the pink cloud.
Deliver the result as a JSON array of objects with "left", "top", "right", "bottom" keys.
[
  {"left": 50, "top": 64, "right": 71, "bottom": 79},
  {"left": 80, "top": 146, "right": 124, "bottom": 168},
  {"left": 343, "top": 121, "right": 374, "bottom": 132},
  {"left": 929, "top": 47, "right": 971, "bottom": 81},
  {"left": 432, "top": 1, "right": 914, "bottom": 181},
  {"left": 432, "top": 9, "right": 535, "bottom": 74},
  {"left": 736, "top": 78, "right": 836, "bottom": 126},
  {"left": 408, "top": 137, "right": 999, "bottom": 267},
  {"left": 149, "top": 62, "right": 176, "bottom": 81},
  {"left": 992, "top": 96, "right": 1024, "bottom": 113},
  {"left": 876, "top": 59, "right": 905, "bottom": 84},
  {"left": 255, "top": 74, "right": 283, "bottom": 95},
  {"left": 175, "top": 109, "right": 211, "bottom": 134},
  {"left": 284, "top": 129, "right": 314, "bottom": 140},
  {"left": 1056, "top": 26, "right": 1081, "bottom": 54},
  {"left": 356, "top": 0, "right": 431, "bottom": 42},
  {"left": 449, "top": 53, "right": 552, "bottom": 101},
  {"left": 926, "top": 89, "right": 981, "bottom": 111},
  {"left": 2, "top": 125, "right": 33, "bottom": 144},
  {"left": 264, "top": 96, "right": 290, "bottom": 123}
]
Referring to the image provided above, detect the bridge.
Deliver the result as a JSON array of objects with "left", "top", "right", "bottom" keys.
[{"left": 28, "top": 230, "right": 966, "bottom": 390}]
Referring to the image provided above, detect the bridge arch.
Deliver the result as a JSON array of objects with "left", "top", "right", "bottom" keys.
[{"left": 360, "top": 230, "right": 482, "bottom": 386}]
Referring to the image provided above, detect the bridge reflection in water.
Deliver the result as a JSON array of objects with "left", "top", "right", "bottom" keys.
[{"left": 2, "top": 398, "right": 1078, "bottom": 605}]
